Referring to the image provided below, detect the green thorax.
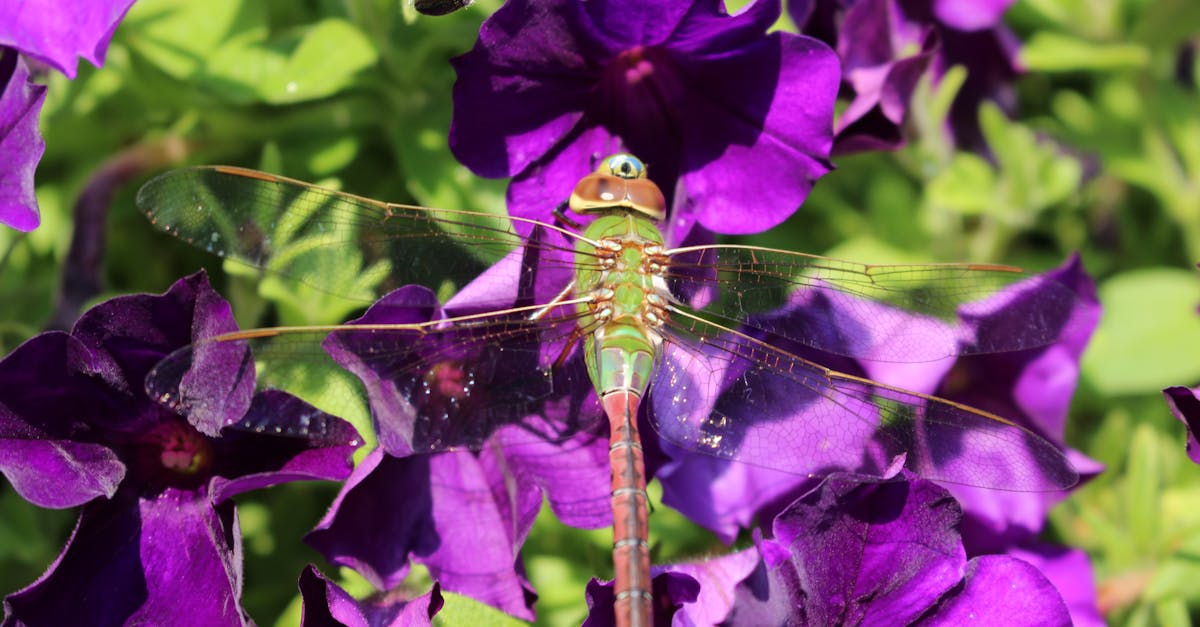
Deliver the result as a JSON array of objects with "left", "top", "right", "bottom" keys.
[{"left": 575, "top": 213, "right": 668, "bottom": 398}]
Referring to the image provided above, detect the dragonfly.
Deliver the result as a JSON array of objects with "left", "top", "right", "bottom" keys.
[{"left": 138, "top": 154, "right": 1079, "bottom": 627}]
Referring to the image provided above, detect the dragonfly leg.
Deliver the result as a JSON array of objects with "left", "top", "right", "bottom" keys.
[
  {"left": 553, "top": 202, "right": 583, "bottom": 229},
  {"left": 528, "top": 279, "right": 577, "bottom": 321}
]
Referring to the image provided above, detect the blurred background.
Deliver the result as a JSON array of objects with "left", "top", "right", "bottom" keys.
[{"left": 1, "top": 0, "right": 1199, "bottom": 624}]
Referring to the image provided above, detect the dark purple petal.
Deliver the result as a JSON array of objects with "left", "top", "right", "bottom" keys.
[
  {"left": 0, "top": 435, "right": 123, "bottom": 508},
  {"left": 299, "top": 565, "right": 443, "bottom": 627},
  {"left": 723, "top": 476, "right": 1075, "bottom": 623},
  {"left": 0, "top": 52, "right": 45, "bottom": 231},
  {"left": 0, "top": 332, "right": 126, "bottom": 507},
  {"left": 1164, "top": 386, "right": 1200, "bottom": 464},
  {"left": 791, "top": 0, "right": 1022, "bottom": 151},
  {"left": 583, "top": 571, "right": 699, "bottom": 627},
  {"left": 932, "top": 555, "right": 1070, "bottom": 626},
  {"left": 584, "top": 548, "right": 761, "bottom": 627},
  {"left": 73, "top": 272, "right": 238, "bottom": 389},
  {"left": 0, "top": 1, "right": 137, "bottom": 78},
  {"left": 1008, "top": 544, "right": 1103, "bottom": 627},
  {"left": 208, "top": 389, "right": 360, "bottom": 503},
  {"left": 306, "top": 449, "right": 540, "bottom": 620},
  {"left": 770, "top": 476, "right": 965, "bottom": 624},
  {"left": 451, "top": 0, "right": 839, "bottom": 236},
  {"left": 4, "top": 492, "right": 248, "bottom": 626}
]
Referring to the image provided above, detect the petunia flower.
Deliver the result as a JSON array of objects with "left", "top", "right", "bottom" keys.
[
  {"left": 298, "top": 565, "right": 443, "bottom": 627},
  {"left": 0, "top": 0, "right": 137, "bottom": 78},
  {"left": 1165, "top": 386, "right": 1200, "bottom": 464},
  {"left": 653, "top": 256, "right": 1095, "bottom": 544},
  {"left": 726, "top": 474, "right": 1073, "bottom": 625},
  {"left": 901, "top": 254, "right": 1104, "bottom": 626},
  {"left": 585, "top": 474, "right": 1074, "bottom": 624},
  {"left": 0, "top": 52, "right": 45, "bottom": 231},
  {"left": 0, "top": 0, "right": 138, "bottom": 231},
  {"left": 449, "top": 0, "right": 840, "bottom": 237},
  {"left": 790, "top": 0, "right": 1022, "bottom": 152},
  {"left": 582, "top": 547, "right": 760, "bottom": 626},
  {"left": 0, "top": 272, "right": 361, "bottom": 625},
  {"left": 311, "top": 285, "right": 613, "bottom": 620}
]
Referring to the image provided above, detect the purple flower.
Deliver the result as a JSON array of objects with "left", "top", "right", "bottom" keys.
[
  {"left": 0, "top": 0, "right": 137, "bottom": 78},
  {"left": 305, "top": 449, "right": 541, "bottom": 620},
  {"left": 0, "top": 0, "right": 137, "bottom": 231},
  {"left": 727, "top": 475, "right": 1073, "bottom": 625},
  {"left": 0, "top": 272, "right": 360, "bottom": 625},
  {"left": 312, "top": 285, "right": 613, "bottom": 619},
  {"left": 582, "top": 548, "right": 760, "bottom": 625},
  {"left": 791, "top": 0, "right": 1021, "bottom": 152},
  {"left": 1165, "top": 386, "right": 1200, "bottom": 464},
  {"left": 654, "top": 255, "right": 1097, "bottom": 546},
  {"left": 0, "top": 52, "right": 45, "bottom": 231},
  {"left": 587, "top": 475, "right": 1074, "bottom": 624},
  {"left": 449, "top": 0, "right": 840, "bottom": 236},
  {"left": 935, "top": 256, "right": 1101, "bottom": 539},
  {"left": 298, "top": 565, "right": 443, "bottom": 627}
]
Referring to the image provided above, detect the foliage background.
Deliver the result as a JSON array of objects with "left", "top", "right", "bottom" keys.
[{"left": 2, "top": 0, "right": 1199, "bottom": 624}]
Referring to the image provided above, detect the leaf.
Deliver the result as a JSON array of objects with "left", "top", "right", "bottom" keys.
[
  {"left": 924, "top": 153, "right": 995, "bottom": 216},
  {"left": 123, "top": 0, "right": 267, "bottom": 79},
  {"left": 261, "top": 19, "right": 379, "bottom": 104},
  {"left": 433, "top": 592, "right": 530, "bottom": 627},
  {"left": 1081, "top": 268, "right": 1200, "bottom": 395},
  {"left": 1020, "top": 32, "right": 1150, "bottom": 72},
  {"left": 1124, "top": 423, "right": 1162, "bottom": 549}
]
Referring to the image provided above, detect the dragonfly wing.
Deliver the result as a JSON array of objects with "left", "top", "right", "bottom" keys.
[
  {"left": 147, "top": 300, "right": 603, "bottom": 456},
  {"left": 138, "top": 166, "right": 588, "bottom": 309},
  {"left": 663, "top": 245, "right": 1081, "bottom": 362},
  {"left": 648, "top": 313, "right": 1079, "bottom": 491}
]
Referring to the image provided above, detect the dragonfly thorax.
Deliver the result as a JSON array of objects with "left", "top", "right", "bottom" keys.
[{"left": 576, "top": 213, "right": 670, "bottom": 401}]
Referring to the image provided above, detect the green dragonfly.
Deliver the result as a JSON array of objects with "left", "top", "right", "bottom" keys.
[{"left": 139, "top": 154, "right": 1079, "bottom": 627}]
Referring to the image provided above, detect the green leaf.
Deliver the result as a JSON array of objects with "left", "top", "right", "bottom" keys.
[
  {"left": 924, "top": 153, "right": 995, "bottom": 216},
  {"left": 1020, "top": 32, "right": 1150, "bottom": 72},
  {"left": 123, "top": 0, "right": 267, "bottom": 79},
  {"left": 1153, "top": 597, "right": 1192, "bottom": 627},
  {"left": 433, "top": 592, "right": 529, "bottom": 627},
  {"left": 1124, "top": 422, "right": 1162, "bottom": 549},
  {"left": 261, "top": 19, "right": 379, "bottom": 104},
  {"left": 1081, "top": 268, "right": 1200, "bottom": 395},
  {"left": 199, "top": 18, "right": 378, "bottom": 105}
]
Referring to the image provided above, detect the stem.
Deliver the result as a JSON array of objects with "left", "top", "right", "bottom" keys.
[{"left": 46, "top": 136, "right": 188, "bottom": 330}]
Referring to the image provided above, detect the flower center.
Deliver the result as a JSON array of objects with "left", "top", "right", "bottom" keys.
[
  {"left": 619, "top": 46, "right": 655, "bottom": 85},
  {"left": 130, "top": 417, "right": 214, "bottom": 491},
  {"left": 423, "top": 360, "right": 473, "bottom": 402}
]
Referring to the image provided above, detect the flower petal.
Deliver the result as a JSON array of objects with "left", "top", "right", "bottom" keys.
[
  {"left": 208, "top": 389, "right": 360, "bottom": 503},
  {"left": 0, "top": 332, "right": 126, "bottom": 507},
  {"left": 1165, "top": 386, "right": 1200, "bottom": 464},
  {"left": 3, "top": 492, "right": 248, "bottom": 625},
  {"left": 306, "top": 449, "right": 540, "bottom": 620},
  {"left": 0, "top": 0, "right": 137, "bottom": 78},
  {"left": 931, "top": 555, "right": 1071, "bottom": 626},
  {"left": 0, "top": 52, "right": 45, "bottom": 231},
  {"left": 298, "top": 565, "right": 443, "bottom": 627}
]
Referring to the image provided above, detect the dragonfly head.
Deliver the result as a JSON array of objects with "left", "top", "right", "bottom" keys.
[{"left": 568, "top": 153, "right": 666, "bottom": 222}]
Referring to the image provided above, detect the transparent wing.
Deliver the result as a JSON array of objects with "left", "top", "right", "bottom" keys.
[
  {"left": 664, "top": 245, "right": 1079, "bottom": 362},
  {"left": 138, "top": 166, "right": 594, "bottom": 309},
  {"left": 648, "top": 309, "right": 1078, "bottom": 491},
  {"left": 147, "top": 301, "right": 604, "bottom": 455}
]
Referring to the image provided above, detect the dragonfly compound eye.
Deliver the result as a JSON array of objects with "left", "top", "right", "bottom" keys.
[{"left": 604, "top": 154, "right": 646, "bottom": 180}]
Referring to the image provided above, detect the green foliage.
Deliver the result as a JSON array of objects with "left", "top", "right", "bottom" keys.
[{"left": 2, "top": 0, "right": 1199, "bottom": 624}]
